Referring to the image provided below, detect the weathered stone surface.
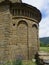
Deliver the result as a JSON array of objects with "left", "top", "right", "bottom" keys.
[
  {"left": 38, "top": 51, "right": 49, "bottom": 65},
  {"left": 39, "top": 51, "right": 49, "bottom": 60},
  {"left": 0, "top": 0, "right": 4, "bottom": 2},
  {"left": 0, "top": 0, "right": 41, "bottom": 63}
]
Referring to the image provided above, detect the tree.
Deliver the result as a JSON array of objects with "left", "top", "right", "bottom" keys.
[{"left": 46, "top": 44, "right": 49, "bottom": 47}]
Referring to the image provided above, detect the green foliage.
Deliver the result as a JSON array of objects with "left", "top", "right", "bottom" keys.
[
  {"left": 40, "top": 37, "right": 49, "bottom": 47},
  {"left": 2, "top": 60, "right": 36, "bottom": 65},
  {"left": 13, "top": 59, "right": 22, "bottom": 65},
  {"left": 40, "top": 37, "right": 49, "bottom": 44},
  {"left": 40, "top": 42, "right": 46, "bottom": 47},
  {"left": 3, "top": 59, "right": 22, "bottom": 65},
  {"left": 5, "top": 61, "right": 12, "bottom": 65},
  {"left": 46, "top": 44, "right": 49, "bottom": 47},
  {"left": 22, "top": 61, "right": 36, "bottom": 65},
  {"left": 40, "top": 42, "right": 49, "bottom": 47}
]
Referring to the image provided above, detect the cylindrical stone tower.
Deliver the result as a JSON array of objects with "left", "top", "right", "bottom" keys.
[{"left": 0, "top": 0, "right": 42, "bottom": 63}]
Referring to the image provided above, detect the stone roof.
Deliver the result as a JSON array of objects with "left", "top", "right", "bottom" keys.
[
  {"left": 10, "top": 0, "right": 22, "bottom": 3},
  {"left": 0, "top": 0, "right": 22, "bottom": 3}
]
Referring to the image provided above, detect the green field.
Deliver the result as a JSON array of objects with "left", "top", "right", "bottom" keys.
[{"left": 40, "top": 47, "right": 49, "bottom": 52}]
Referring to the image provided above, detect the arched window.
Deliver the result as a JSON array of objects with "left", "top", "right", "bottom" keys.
[
  {"left": 32, "top": 24, "right": 38, "bottom": 37},
  {"left": 17, "top": 20, "right": 28, "bottom": 27},
  {"left": 17, "top": 20, "right": 28, "bottom": 45},
  {"left": 32, "top": 24, "right": 38, "bottom": 29},
  {"left": 32, "top": 24, "right": 38, "bottom": 50},
  {"left": 17, "top": 20, "right": 28, "bottom": 59}
]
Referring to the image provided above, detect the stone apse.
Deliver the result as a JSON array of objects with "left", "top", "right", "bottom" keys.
[{"left": 0, "top": 0, "right": 42, "bottom": 62}]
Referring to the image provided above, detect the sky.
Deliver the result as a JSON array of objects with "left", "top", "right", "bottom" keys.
[{"left": 22, "top": 0, "right": 49, "bottom": 38}]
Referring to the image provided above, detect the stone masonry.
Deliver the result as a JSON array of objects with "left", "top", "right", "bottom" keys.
[{"left": 0, "top": 0, "right": 42, "bottom": 62}]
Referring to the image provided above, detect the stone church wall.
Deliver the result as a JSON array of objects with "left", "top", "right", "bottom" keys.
[{"left": 0, "top": 1, "right": 41, "bottom": 63}]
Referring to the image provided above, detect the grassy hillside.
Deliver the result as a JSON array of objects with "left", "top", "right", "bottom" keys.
[
  {"left": 40, "top": 37, "right": 49, "bottom": 44},
  {"left": 40, "top": 37, "right": 49, "bottom": 46}
]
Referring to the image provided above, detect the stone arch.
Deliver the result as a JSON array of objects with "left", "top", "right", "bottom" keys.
[
  {"left": 32, "top": 24, "right": 38, "bottom": 29},
  {"left": 17, "top": 20, "right": 28, "bottom": 60},
  {"left": 32, "top": 24, "right": 38, "bottom": 52},
  {"left": 32, "top": 24, "right": 38, "bottom": 37},
  {"left": 17, "top": 20, "right": 28, "bottom": 27},
  {"left": 32, "top": 24, "right": 38, "bottom": 39}
]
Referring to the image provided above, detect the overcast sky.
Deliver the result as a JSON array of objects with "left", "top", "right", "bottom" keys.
[{"left": 22, "top": 0, "right": 49, "bottom": 38}]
